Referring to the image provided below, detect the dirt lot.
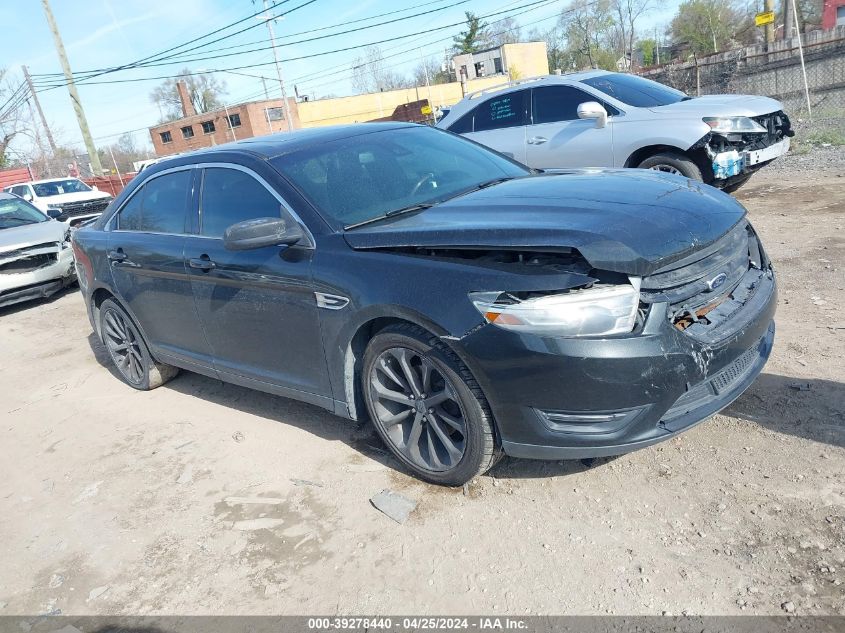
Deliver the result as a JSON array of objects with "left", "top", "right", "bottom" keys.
[{"left": 1, "top": 160, "right": 843, "bottom": 617}]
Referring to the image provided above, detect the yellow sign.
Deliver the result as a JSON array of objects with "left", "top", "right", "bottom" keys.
[
  {"left": 755, "top": 11, "right": 774, "bottom": 26},
  {"left": 421, "top": 105, "right": 433, "bottom": 115}
]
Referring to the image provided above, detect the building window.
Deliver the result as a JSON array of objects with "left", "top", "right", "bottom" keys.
[
  {"left": 160, "top": 131, "right": 172, "bottom": 143},
  {"left": 201, "top": 120, "right": 216, "bottom": 134},
  {"left": 265, "top": 107, "right": 285, "bottom": 122},
  {"left": 493, "top": 57, "right": 503, "bottom": 74},
  {"left": 838, "top": 5, "right": 845, "bottom": 26},
  {"left": 227, "top": 113, "right": 242, "bottom": 128},
  {"left": 181, "top": 126, "right": 194, "bottom": 139}
]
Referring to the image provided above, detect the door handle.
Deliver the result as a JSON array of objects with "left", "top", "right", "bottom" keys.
[
  {"left": 527, "top": 136, "right": 548, "bottom": 145},
  {"left": 107, "top": 249, "right": 127, "bottom": 263},
  {"left": 188, "top": 255, "right": 216, "bottom": 271}
]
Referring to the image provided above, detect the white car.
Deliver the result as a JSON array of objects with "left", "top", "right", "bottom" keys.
[
  {"left": 3, "top": 177, "right": 112, "bottom": 226},
  {"left": 0, "top": 192, "right": 75, "bottom": 309},
  {"left": 437, "top": 71, "right": 793, "bottom": 192}
]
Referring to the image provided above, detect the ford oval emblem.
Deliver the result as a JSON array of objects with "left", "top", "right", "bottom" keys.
[{"left": 707, "top": 272, "right": 728, "bottom": 291}]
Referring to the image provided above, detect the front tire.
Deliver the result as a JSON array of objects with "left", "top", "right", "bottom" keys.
[
  {"left": 99, "top": 298, "right": 178, "bottom": 390},
  {"left": 638, "top": 152, "right": 703, "bottom": 181},
  {"left": 362, "top": 323, "right": 500, "bottom": 486}
]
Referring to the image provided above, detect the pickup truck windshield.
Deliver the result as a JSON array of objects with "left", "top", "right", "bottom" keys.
[
  {"left": 581, "top": 74, "right": 689, "bottom": 108},
  {"left": 33, "top": 179, "right": 92, "bottom": 197}
]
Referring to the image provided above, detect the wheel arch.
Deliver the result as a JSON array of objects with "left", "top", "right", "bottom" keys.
[
  {"left": 625, "top": 143, "right": 713, "bottom": 183},
  {"left": 338, "top": 307, "right": 477, "bottom": 423}
]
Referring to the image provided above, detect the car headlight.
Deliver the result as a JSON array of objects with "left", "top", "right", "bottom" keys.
[
  {"left": 703, "top": 116, "right": 767, "bottom": 134},
  {"left": 470, "top": 278, "right": 641, "bottom": 337}
]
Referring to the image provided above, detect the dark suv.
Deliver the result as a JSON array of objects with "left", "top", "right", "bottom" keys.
[{"left": 72, "top": 123, "right": 776, "bottom": 485}]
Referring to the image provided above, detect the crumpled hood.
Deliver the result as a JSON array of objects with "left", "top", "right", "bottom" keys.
[
  {"left": 650, "top": 94, "right": 784, "bottom": 117},
  {"left": 343, "top": 170, "right": 747, "bottom": 276},
  {"left": 0, "top": 220, "right": 67, "bottom": 253}
]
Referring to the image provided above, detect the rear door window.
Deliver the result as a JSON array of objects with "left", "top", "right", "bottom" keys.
[
  {"left": 471, "top": 90, "right": 530, "bottom": 132},
  {"left": 117, "top": 170, "right": 191, "bottom": 233},
  {"left": 200, "top": 167, "right": 282, "bottom": 238}
]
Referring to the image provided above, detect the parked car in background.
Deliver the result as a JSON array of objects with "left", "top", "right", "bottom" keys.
[
  {"left": 0, "top": 192, "right": 75, "bottom": 308},
  {"left": 437, "top": 70, "right": 793, "bottom": 192},
  {"left": 73, "top": 123, "right": 775, "bottom": 485},
  {"left": 3, "top": 177, "right": 113, "bottom": 226}
]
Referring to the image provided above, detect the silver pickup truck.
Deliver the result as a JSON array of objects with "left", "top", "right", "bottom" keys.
[{"left": 437, "top": 70, "right": 793, "bottom": 192}]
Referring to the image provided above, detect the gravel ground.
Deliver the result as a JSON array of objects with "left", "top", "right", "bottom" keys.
[{"left": 0, "top": 149, "right": 843, "bottom": 617}]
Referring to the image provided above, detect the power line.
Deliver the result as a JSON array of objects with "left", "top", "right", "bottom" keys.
[
  {"left": 31, "top": 0, "right": 299, "bottom": 85},
  {"left": 32, "top": 0, "right": 560, "bottom": 90}
]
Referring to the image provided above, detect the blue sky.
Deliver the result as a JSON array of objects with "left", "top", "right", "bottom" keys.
[{"left": 3, "top": 0, "right": 680, "bottom": 156}]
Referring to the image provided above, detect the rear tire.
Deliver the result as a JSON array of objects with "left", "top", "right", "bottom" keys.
[
  {"left": 638, "top": 152, "right": 703, "bottom": 181},
  {"left": 99, "top": 298, "right": 178, "bottom": 390},
  {"left": 362, "top": 323, "right": 501, "bottom": 486}
]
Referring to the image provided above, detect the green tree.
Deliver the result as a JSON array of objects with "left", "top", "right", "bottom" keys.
[
  {"left": 670, "top": 0, "right": 751, "bottom": 56},
  {"left": 453, "top": 12, "right": 490, "bottom": 54},
  {"left": 639, "top": 38, "right": 657, "bottom": 66},
  {"left": 149, "top": 69, "right": 227, "bottom": 122}
]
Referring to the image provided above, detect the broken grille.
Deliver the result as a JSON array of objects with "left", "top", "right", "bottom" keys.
[
  {"left": 640, "top": 221, "right": 751, "bottom": 315},
  {"left": 53, "top": 199, "right": 110, "bottom": 220},
  {"left": 0, "top": 252, "right": 57, "bottom": 274}
]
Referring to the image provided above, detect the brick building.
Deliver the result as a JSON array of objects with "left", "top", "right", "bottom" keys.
[{"left": 149, "top": 82, "right": 299, "bottom": 157}]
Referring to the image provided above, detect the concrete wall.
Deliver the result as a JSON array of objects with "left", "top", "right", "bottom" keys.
[
  {"left": 501, "top": 42, "right": 550, "bottom": 80},
  {"left": 296, "top": 76, "right": 506, "bottom": 127},
  {"left": 642, "top": 27, "right": 845, "bottom": 114}
]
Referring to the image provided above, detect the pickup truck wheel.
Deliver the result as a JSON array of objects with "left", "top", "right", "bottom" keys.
[
  {"left": 638, "top": 152, "right": 703, "bottom": 181},
  {"left": 362, "top": 323, "right": 501, "bottom": 486},
  {"left": 99, "top": 298, "right": 178, "bottom": 390}
]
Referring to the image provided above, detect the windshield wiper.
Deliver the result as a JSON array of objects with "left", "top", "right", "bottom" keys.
[{"left": 344, "top": 203, "right": 435, "bottom": 231}]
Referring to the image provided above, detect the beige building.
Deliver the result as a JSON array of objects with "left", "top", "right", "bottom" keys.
[{"left": 149, "top": 42, "right": 549, "bottom": 157}]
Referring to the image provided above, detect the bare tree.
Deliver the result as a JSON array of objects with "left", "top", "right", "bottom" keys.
[
  {"left": 351, "top": 47, "right": 412, "bottom": 93},
  {"left": 489, "top": 17, "right": 523, "bottom": 47},
  {"left": 611, "top": 0, "right": 655, "bottom": 70},
  {"left": 0, "top": 69, "right": 31, "bottom": 168},
  {"left": 560, "top": 0, "right": 617, "bottom": 70},
  {"left": 412, "top": 57, "right": 449, "bottom": 87},
  {"left": 149, "top": 69, "right": 227, "bottom": 122}
]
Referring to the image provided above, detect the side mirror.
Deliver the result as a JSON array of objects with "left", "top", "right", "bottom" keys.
[
  {"left": 46, "top": 208, "right": 63, "bottom": 220},
  {"left": 577, "top": 101, "right": 608, "bottom": 129},
  {"left": 22, "top": 192, "right": 33, "bottom": 202},
  {"left": 223, "top": 217, "right": 303, "bottom": 251},
  {"left": 91, "top": 185, "right": 99, "bottom": 191}
]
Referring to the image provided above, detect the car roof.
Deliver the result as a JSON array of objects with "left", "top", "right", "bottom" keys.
[
  {"left": 442, "top": 70, "right": 614, "bottom": 121},
  {"left": 169, "top": 122, "right": 418, "bottom": 163}
]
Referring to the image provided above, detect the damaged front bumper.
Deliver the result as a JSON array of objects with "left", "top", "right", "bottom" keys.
[
  {"left": 0, "top": 244, "right": 76, "bottom": 308},
  {"left": 710, "top": 138, "right": 790, "bottom": 180},
  {"left": 452, "top": 267, "right": 777, "bottom": 460}
]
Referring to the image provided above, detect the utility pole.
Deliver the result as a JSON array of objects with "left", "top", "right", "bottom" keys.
[
  {"left": 262, "top": 0, "right": 293, "bottom": 132},
  {"left": 22, "top": 65, "right": 57, "bottom": 153},
  {"left": 764, "top": 0, "right": 775, "bottom": 44},
  {"left": 40, "top": 0, "right": 103, "bottom": 175}
]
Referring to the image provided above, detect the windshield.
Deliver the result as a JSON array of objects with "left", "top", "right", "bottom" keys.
[
  {"left": 0, "top": 197, "right": 48, "bottom": 230},
  {"left": 272, "top": 126, "right": 529, "bottom": 227},
  {"left": 581, "top": 74, "right": 688, "bottom": 107},
  {"left": 32, "top": 178, "right": 92, "bottom": 197}
]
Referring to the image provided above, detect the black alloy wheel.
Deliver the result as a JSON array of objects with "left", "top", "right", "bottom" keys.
[{"left": 362, "top": 323, "right": 500, "bottom": 486}]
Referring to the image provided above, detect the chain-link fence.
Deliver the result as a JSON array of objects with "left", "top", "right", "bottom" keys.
[{"left": 641, "top": 27, "right": 845, "bottom": 117}]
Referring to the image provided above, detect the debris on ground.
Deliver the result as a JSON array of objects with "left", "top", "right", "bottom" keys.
[
  {"left": 232, "top": 431, "right": 245, "bottom": 443},
  {"left": 176, "top": 464, "right": 193, "bottom": 484},
  {"left": 290, "top": 478, "right": 323, "bottom": 487},
  {"left": 86, "top": 586, "right": 109, "bottom": 602},
  {"left": 370, "top": 489, "right": 417, "bottom": 524}
]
